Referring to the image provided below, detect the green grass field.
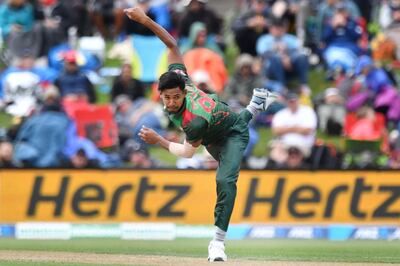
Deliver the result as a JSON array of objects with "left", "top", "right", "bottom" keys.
[{"left": 0, "top": 239, "right": 399, "bottom": 265}]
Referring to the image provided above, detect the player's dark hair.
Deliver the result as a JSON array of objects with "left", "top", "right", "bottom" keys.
[{"left": 158, "top": 71, "right": 185, "bottom": 92}]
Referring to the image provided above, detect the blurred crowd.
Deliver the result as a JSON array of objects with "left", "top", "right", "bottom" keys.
[{"left": 0, "top": 0, "right": 400, "bottom": 170}]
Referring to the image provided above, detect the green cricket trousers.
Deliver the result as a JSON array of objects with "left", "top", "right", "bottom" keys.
[{"left": 206, "top": 110, "right": 252, "bottom": 232}]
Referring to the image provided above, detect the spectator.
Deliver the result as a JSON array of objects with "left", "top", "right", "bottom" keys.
[
  {"left": 256, "top": 17, "right": 309, "bottom": 91},
  {"left": 63, "top": 120, "right": 121, "bottom": 169},
  {"left": 37, "top": 85, "right": 121, "bottom": 169},
  {"left": 387, "top": 149, "right": 400, "bottom": 169},
  {"left": 12, "top": 96, "right": 70, "bottom": 167},
  {"left": 343, "top": 106, "right": 388, "bottom": 169},
  {"left": 114, "top": 94, "right": 167, "bottom": 144},
  {"left": 317, "top": 87, "right": 346, "bottom": 135},
  {"left": 385, "top": 1, "right": 400, "bottom": 60},
  {"left": 224, "top": 53, "right": 264, "bottom": 108},
  {"left": 38, "top": 83, "right": 61, "bottom": 110},
  {"left": 0, "top": 140, "right": 14, "bottom": 167},
  {"left": 180, "top": 22, "right": 223, "bottom": 58},
  {"left": 111, "top": 63, "right": 145, "bottom": 102},
  {"left": 267, "top": 141, "right": 311, "bottom": 169},
  {"left": 0, "top": 0, "right": 41, "bottom": 58},
  {"left": 354, "top": 55, "right": 393, "bottom": 95},
  {"left": 63, "top": 148, "right": 100, "bottom": 168},
  {"left": 32, "top": 0, "right": 74, "bottom": 55},
  {"left": 321, "top": 2, "right": 363, "bottom": 74},
  {"left": 316, "top": 0, "right": 360, "bottom": 40},
  {"left": 270, "top": 91, "right": 317, "bottom": 166},
  {"left": 89, "top": 0, "right": 124, "bottom": 39},
  {"left": 54, "top": 50, "right": 96, "bottom": 103},
  {"left": 222, "top": 55, "right": 264, "bottom": 161},
  {"left": 0, "top": 51, "right": 58, "bottom": 117},
  {"left": 348, "top": 106, "right": 386, "bottom": 141},
  {"left": 370, "top": 32, "right": 397, "bottom": 62},
  {"left": 120, "top": 139, "right": 160, "bottom": 168},
  {"left": 348, "top": 55, "right": 399, "bottom": 120},
  {"left": 0, "top": 0, "right": 34, "bottom": 41},
  {"left": 232, "top": 0, "right": 270, "bottom": 56},
  {"left": 178, "top": 0, "right": 223, "bottom": 40},
  {"left": 285, "top": 146, "right": 309, "bottom": 169}
]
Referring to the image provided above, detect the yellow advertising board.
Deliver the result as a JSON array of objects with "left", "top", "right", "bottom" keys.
[{"left": 0, "top": 170, "right": 399, "bottom": 224}]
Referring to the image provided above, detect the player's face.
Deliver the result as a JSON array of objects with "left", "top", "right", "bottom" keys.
[{"left": 160, "top": 87, "right": 186, "bottom": 113}]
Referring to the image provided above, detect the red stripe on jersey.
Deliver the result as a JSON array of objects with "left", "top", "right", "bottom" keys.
[{"left": 182, "top": 109, "right": 196, "bottom": 127}]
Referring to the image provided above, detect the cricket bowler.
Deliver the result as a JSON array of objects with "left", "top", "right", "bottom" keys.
[{"left": 124, "top": 6, "right": 276, "bottom": 262}]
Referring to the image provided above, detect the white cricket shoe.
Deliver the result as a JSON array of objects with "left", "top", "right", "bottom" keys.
[
  {"left": 208, "top": 240, "right": 227, "bottom": 262},
  {"left": 249, "top": 88, "right": 278, "bottom": 111}
]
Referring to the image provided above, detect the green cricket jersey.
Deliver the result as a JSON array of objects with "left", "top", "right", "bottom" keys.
[{"left": 167, "top": 64, "right": 239, "bottom": 146}]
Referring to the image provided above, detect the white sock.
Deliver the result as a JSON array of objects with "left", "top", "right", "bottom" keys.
[
  {"left": 246, "top": 105, "right": 258, "bottom": 117},
  {"left": 213, "top": 226, "right": 226, "bottom": 243}
]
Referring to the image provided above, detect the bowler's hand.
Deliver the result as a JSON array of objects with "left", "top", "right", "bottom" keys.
[
  {"left": 139, "top": 126, "right": 161, "bottom": 145},
  {"left": 124, "top": 7, "right": 148, "bottom": 24}
]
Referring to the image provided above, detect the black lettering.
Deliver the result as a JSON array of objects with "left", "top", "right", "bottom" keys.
[
  {"left": 350, "top": 178, "right": 372, "bottom": 218},
  {"left": 108, "top": 184, "right": 133, "bottom": 216},
  {"left": 72, "top": 184, "right": 105, "bottom": 216},
  {"left": 135, "top": 177, "right": 156, "bottom": 217},
  {"left": 157, "top": 185, "right": 190, "bottom": 217},
  {"left": 243, "top": 177, "right": 285, "bottom": 217},
  {"left": 288, "top": 185, "right": 320, "bottom": 218},
  {"left": 373, "top": 186, "right": 400, "bottom": 218},
  {"left": 27, "top": 176, "right": 69, "bottom": 216},
  {"left": 324, "top": 185, "right": 349, "bottom": 217}
]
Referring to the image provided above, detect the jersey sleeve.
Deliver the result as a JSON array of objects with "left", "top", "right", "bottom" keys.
[{"left": 184, "top": 116, "right": 208, "bottom": 143}]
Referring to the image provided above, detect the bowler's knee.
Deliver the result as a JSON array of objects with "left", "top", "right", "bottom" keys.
[{"left": 216, "top": 177, "right": 237, "bottom": 190}]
